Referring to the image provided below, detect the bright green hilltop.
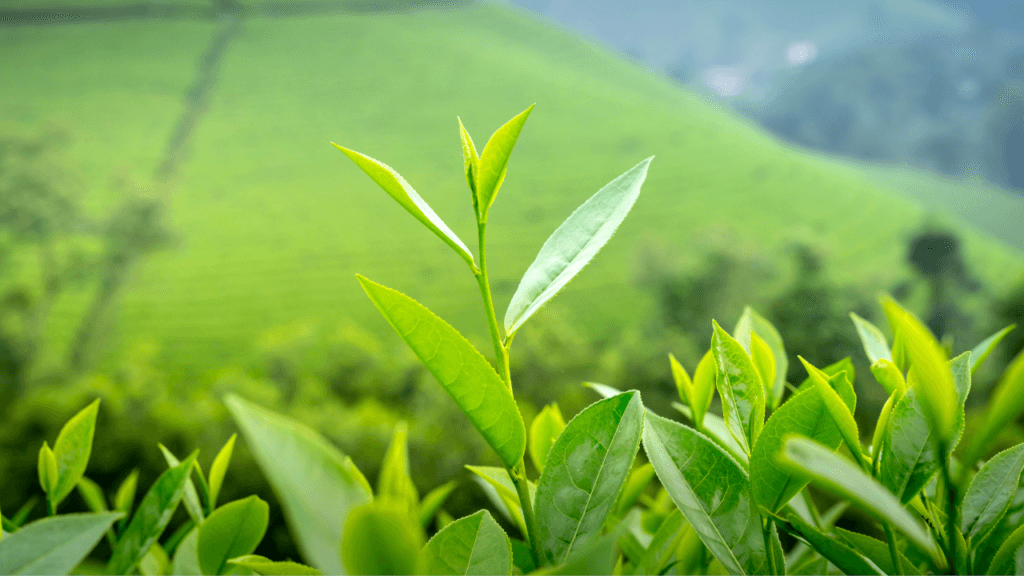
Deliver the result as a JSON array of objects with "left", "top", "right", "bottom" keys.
[{"left": 1, "top": 1, "right": 1022, "bottom": 373}]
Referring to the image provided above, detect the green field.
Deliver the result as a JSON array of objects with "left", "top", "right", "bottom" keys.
[{"left": 2, "top": 2, "right": 1023, "bottom": 374}]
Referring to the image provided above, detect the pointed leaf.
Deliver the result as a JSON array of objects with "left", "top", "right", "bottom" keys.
[
  {"left": 529, "top": 403, "right": 566, "bottom": 474},
  {"left": 672, "top": 402, "right": 748, "bottom": 466},
  {"left": 458, "top": 117, "right": 480, "bottom": 214},
  {"left": 965, "top": 348, "right": 1024, "bottom": 465},
  {"left": 711, "top": 320, "right": 765, "bottom": 453},
  {"left": 797, "top": 357, "right": 857, "bottom": 410},
  {"left": 971, "top": 325, "right": 1016, "bottom": 374},
  {"left": 870, "top": 359, "right": 906, "bottom": 395},
  {"left": 50, "top": 399, "right": 100, "bottom": 508},
  {"left": 787, "top": 514, "right": 883, "bottom": 575},
  {"left": 961, "top": 443, "right": 1024, "bottom": 542},
  {"left": 340, "top": 500, "right": 423, "bottom": 576},
  {"left": 158, "top": 444, "right": 205, "bottom": 525},
  {"left": 690, "top": 350, "right": 717, "bottom": 429},
  {"left": 642, "top": 411, "right": 768, "bottom": 575},
  {"left": 636, "top": 509, "right": 686, "bottom": 576},
  {"left": 669, "top": 353, "right": 694, "bottom": 409},
  {"left": 835, "top": 527, "right": 922, "bottom": 575},
  {"left": 77, "top": 477, "right": 108, "bottom": 513},
  {"left": 359, "top": 276, "right": 526, "bottom": 468},
  {"left": 198, "top": 496, "right": 270, "bottom": 576},
  {"left": 476, "top": 105, "right": 534, "bottom": 220},
  {"left": 333, "top": 144, "right": 474, "bottom": 266},
  {"left": 504, "top": 157, "right": 652, "bottom": 336},
  {"left": 800, "top": 357, "right": 865, "bottom": 467},
  {"left": 208, "top": 434, "right": 235, "bottom": 511},
  {"left": 107, "top": 452, "right": 198, "bottom": 575},
  {"left": 851, "top": 313, "right": 893, "bottom": 365},
  {"left": 417, "top": 482, "right": 457, "bottom": 529},
  {"left": 421, "top": 510, "right": 512, "bottom": 575},
  {"left": 378, "top": 421, "right": 419, "bottom": 513},
  {"left": 113, "top": 469, "right": 139, "bottom": 532},
  {"left": 614, "top": 463, "right": 655, "bottom": 518},
  {"left": 750, "top": 334, "right": 776, "bottom": 400},
  {"left": 38, "top": 442, "right": 58, "bottom": 496},
  {"left": 172, "top": 528, "right": 201, "bottom": 576},
  {"left": 988, "top": 522, "right": 1024, "bottom": 575},
  {"left": 228, "top": 555, "right": 322, "bottom": 575},
  {"left": 225, "top": 395, "right": 372, "bottom": 574},
  {"left": 734, "top": 307, "right": 788, "bottom": 410},
  {"left": 0, "top": 512, "right": 122, "bottom": 576}
]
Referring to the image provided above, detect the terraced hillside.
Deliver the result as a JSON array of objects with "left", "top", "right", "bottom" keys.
[{"left": 2, "top": 0, "right": 1022, "bottom": 373}]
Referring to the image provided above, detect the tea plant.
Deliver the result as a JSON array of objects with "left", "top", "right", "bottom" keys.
[{"left": 4, "top": 107, "right": 1024, "bottom": 576}]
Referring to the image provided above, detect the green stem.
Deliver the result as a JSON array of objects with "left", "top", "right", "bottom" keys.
[
  {"left": 45, "top": 497, "right": 54, "bottom": 517},
  {"left": 940, "top": 442, "right": 958, "bottom": 575},
  {"left": 762, "top": 519, "right": 779, "bottom": 575},
  {"left": 510, "top": 460, "right": 542, "bottom": 567},
  {"left": 883, "top": 522, "right": 905, "bottom": 575},
  {"left": 474, "top": 222, "right": 510, "bottom": 388}
]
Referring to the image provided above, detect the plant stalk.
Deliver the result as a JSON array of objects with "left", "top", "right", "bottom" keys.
[
  {"left": 474, "top": 222, "right": 511, "bottom": 388},
  {"left": 940, "top": 442, "right": 958, "bottom": 575},
  {"left": 883, "top": 522, "right": 905, "bottom": 575},
  {"left": 45, "top": 497, "right": 54, "bottom": 517},
  {"left": 510, "top": 461, "right": 542, "bottom": 567}
]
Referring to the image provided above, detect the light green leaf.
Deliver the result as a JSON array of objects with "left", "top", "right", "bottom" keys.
[
  {"left": 76, "top": 477, "right": 108, "bottom": 513},
  {"left": 965, "top": 348, "right": 1024, "bottom": 466},
  {"left": 378, "top": 421, "right": 419, "bottom": 513},
  {"left": 158, "top": 444, "right": 205, "bottom": 525},
  {"left": 851, "top": 313, "right": 892, "bottom": 365},
  {"left": 672, "top": 402, "right": 749, "bottom": 466},
  {"left": 225, "top": 395, "right": 372, "bottom": 574},
  {"left": 421, "top": 510, "right": 512, "bottom": 575},
  {"left": 107, "top": 452, "right": 197, "bottom": 576},
  {"left": 466, "top": 466, "right": 534, "bottom": 537},
  {"left": 458, "top": 117, "right": 480, "bottom": 212},
  {"left": 636, "top": 508, "right": 686, "bottom": 576},
  {"left": 419, "top": 481, "right": 458, "bottom": 529},
  {"left": 642, "top": 411, "right": 768, "bottom": 575},
  {"left": 535, "top": 391, "right": 644, "bottom": 565},
  {"left": 333, "top": 144, "right": 474, "bottom": 267},
  {"left": 787, "top": 514, "right": 883, "bottom": 575},
  {"left": 50, "top": 399, "right": 100, "bottom": 508},
  {"left": 711, "top": 320, "right": 765, "bottom": 453},
  {"left": 0, "top": 512, "right": 121, "bottom": 576},
  {"left": 475, "top": 105, "right": 534, "bottom": 221},
  {"left": 799, "top": 357, "right": 865, "bottom": 468},
  {"left": 613, "top": 463, "right": 655, "bottom": 519},
  {"left": 835, "top": 527, "right": 922, "bottom": 575},
  {"left": 871, "top": 390, "right": 899, "bottom": 464},
  {"left": 172, "top": 528, "right": 201, "bottom": 576},
  {"left": 961, "top": 443, "right": 1024, "bottom": 543},
  {"left": 778, "top": 436, "right": 944, "bottom": 567},
  {"left": 359, "top": 276, "right": 525, "bottom": 468},
  {"left": 970, "top": 325, "right": 1015, "bottom": 374},
  {"left": 750, "top": 384, "right": 844, "bottom": 514},
  {"left": 503, "top": 157, "right": 652, "bottom": 336},
  {"left": 750, "top": 333, "right": 776, "bottom": 401},
  {"left": 734, "top": 307, "right": 788, "bottom": 410},
  {"left": 38, "top": 442, "right": 58, "bottom": 496},
  {"left": 208, "top": 434, "right": 235, "bottom": 511},
  {"left": 341, "top": 500, "right": 424, "bottom": 576},
  {"left": 529, "top": 403, "right": 566, "bottom": 474},
  {"left": 796, "top": 358, "right": 857, "bottom": 409},
  {"left": 139, "top": 542, "right": 169, "bottom": 576},
  {"left": 669, "top": 354, "right": 694, "bottom": 410},
  {"left": 198, "top": 496, "right": 270, "bottom": 576},
  {"left": 531, "top": 532, "right": 619, "bottom": 576},
  {"left": 113, "top": 469, "right": 139, "bottom": 533},
  {"left": 691, "top": 350, "right": 717, "bottom": 429},
  {"left": 228, "top": 555, "right": 322, "bottom": 575},
  {"left": 870, "top": 359, "right": 906, "bottom": 395}
]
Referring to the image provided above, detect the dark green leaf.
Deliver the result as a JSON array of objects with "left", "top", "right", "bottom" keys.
[
  {"left": 475, "top": 105, "right": 534, "bottom": 221},
  {"left": 535, "top": 391, "right": 644, "bottom": 565},
  {"left": 228, "top": 555, "right": 322, "bottom": 575},
  {"left": 198, "top": 496, "right": 270, "bottom": 576},
  {"left": 419, "top": 481, "right": 458, "bottom": 529},
  {"left": 734, "top": 307, "right": 789, "bottom": 410},
  {"left": 988, "top": 522, "right": 1024, "bottom": 575},
  {"left": 51, "top": 399, "right": 100, "bottom": 508},
  {"left": 0, "top": 512, "right": 121, "bottom": 576},
  {"left": 340, "top": 500, "right": 423, "bottom": 576},
  {"left": 359, "top": 276, "right": 526, "bottom": 468},
  {"left": 970, "top": 325, "right": 1015, "bottom": 374},
  {"left": 421, "top": 510, "right": 512, "bottom": 575},
  {"left": 529, "top": 403, "right": 566, "bottom": 474},
  {"left": 225, "top": 395, "right": 372, "bottom": 574},
  {"left": 835, "top": 527, "right": 922, "bottom": 575},
  {"left": 961, "top": 443, "right": 1024, "bottom": 543},
  {"left": 711, "top": 320, "right": 765, "bottom": 452},
  {"left": 787, "top": 515, "right": 882, "bottom": 575}
]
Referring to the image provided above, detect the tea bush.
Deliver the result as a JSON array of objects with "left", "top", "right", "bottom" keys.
[{"left": 3, "top": 108, "right": 1024, "bottom": 576}]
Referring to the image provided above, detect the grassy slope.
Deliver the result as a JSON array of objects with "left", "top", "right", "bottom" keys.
[{"left": 4, "top": 3, "right": 1022, "bottom": 372}]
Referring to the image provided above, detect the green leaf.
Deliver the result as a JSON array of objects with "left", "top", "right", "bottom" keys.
[
  {"left": 613, "top": 463, "right": 655, "bottom": 518},
  {"left": 882, "top": 297, "right": 957, "bottom": 442},
  {"left": 672, "top": 402, "right": 748, "bottom": 466},
  {"left": 458, "top": 117, "right": 480, "bottom": 213},
  {"left": 420, "top": 510, "right": 512, "bottom": 575},
  {"left": 0, "top": 512, "right": 122, "bottom": 576},
  {"left": 870, "top": 359, "right": 906, "bottom": 395},
  {"left": 799, "top": 357, "right": 865, "bottom": 468},
  {"left": 669, "top": 353, "right": 695, "bottom": 411},
  {"left": 139, "top": 542, "right": 169, "bottom": 576},
  {"left": 113, "top": 469, "right": 139, "bottom": 532},
  {"left": 733, "top": 307, "right": 788, "bottom": 410},
  {"left": 378, "top": 421, "right": 419, "bottom": 513},
  {"left": 158, "top": 444, "right": 205, "bottom": 525},
  {"left": 965, "top": 348, "right": 1024, "bottom": 466},
  {"left": 778, "top": 436, "right": 944, "bottom": 566},
  {"left": 228, "top": 555, "right": 322, "bottom": 575},
  {"left": 970, "top": 324, "right": 1016, "bottom": 374},
  {"left": 988, "top": 522, "right": 1024, "bottom": 575},
  {"left": 636, "top": 508, "right": 686, "bottom": 576},
  {"left": 529, "top": 403, "right": 566, "bottom": 474},
  {"left": 475, "top": 105, "right": 534, "bottom": 221},
  {"left": 208, "top": 434, "right": 236, "bottom": 511},
  {"left": 77, "top": 477, "right": 108, "bottom": 513},
  {"left": 786, "top": 514, "right": 883, "bottom": 575},
  {"left": 834, "top": 527, "right": 922, "bottom": 575},
  {"left": 796, "top": 358, "right": 857, "bottom": 410},
  {"left": 535, "top": 391, "right": 644, "bottom": 565},
  {"left": 38, "top": 441, "right": 58, "bottom": 496},
  {"left": 531, "top": 532, "right": 619, "bottom": 576},
  {"left": 750, "top": 384, "right": 844, "bottom": 514},
  {"left": 503, "top": 157, "right": 652, "bottom": 336},
  {"left": 642, "top": 411, "right": 768, "bottom": 575},
  {"left": 341, "top": 500, "right": 423, "bottom": 576},
  {"left": 225, "top": 395, "right": 371, "bottom": 574},
  {"left": 691, "top": 350, "right": 717, "bottom": 429},
  {"left": 50, "top": 399, "right": 100, "bottom": 508},
  {"left": 198, "top": 496, "right": 270, "bottom": 576},
  {"left": 750, "top": 334, "right": 776, "bottom": 402},
  {"left": 107, "top": 451, "right": 197, "bottom": 576},
  {"left": 961, "top": 443, "right": 1024, "bottom": 543},
  {"left": 851, "top": 313, "right": 892, "bottom": 365},
  {"left": 172, "top": 528, "right": 201, "bottom": 576},
  {"left": 871, "top": 390, "right": 899, "bottom": 465},
  {"left": 466, "top": 466, "right": 533, "bottom": 537},
  {"left": 419, "top": 481, "right": 458, "bottom": 529},
  {"left": 711, "top": 320, "right": 765, "bottom": 453},
  {"left": 358, "top": 276, "right": 526, "bottom": 468},
  {"left": 333, "top": 144, "right": 474, "bottom": 267}
]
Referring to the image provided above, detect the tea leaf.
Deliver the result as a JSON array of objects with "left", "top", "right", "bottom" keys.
[
  {"left": 531, "top": 532, "right": 619, "bottom": 576},
  {"left": 378, "top": 421, "right": 419, "bottom": 513},
  {"left": 796, "top": 358, "right": 857, "bottom": 409},
  {"left": 0, "top": 512, "right": 121, "bottom": 575},
  {"left": 535, "top": 391, "right": 644, "bottom": 565},
  {"left": 208, "top": 434, "right": 236, "bottom": 511},
  {"left": 613, "top": 463, "right": 655, "bottom": 518},
  {"left": 834, "top": 527, "right": 922, "bottom": 575},
  {"left": 636, "top": 508, "right": 686, "bottom": 576},
  {"left": 779, "top": 436, "right": 943, "bottom": 566},
  {"left": 961, "top": 443, "right": 1024, "bottom": 543},
  {"left": 965, "top": 348, "right": 1024, "bottom": 465},
  {"left": 458, "top": 117, "right": 480, "bottom": 212},
  {"left": 734, "top": 307, "right": 788, "bottom": 410},
  {"left": 421, "top": 510, "right": 512, "bottom": 575},
  {"left": 76, "top": 477, "right": 108, "bottom": 513},
  {"left": 475, "top": 105, "right": 534, "bottom": 221},
  {"left": 225, "top": 395, "right": 372, "bottom": 574},
  {"left": 107, "top": 452, "right": 197, "bottom": 575},
  {"left": 642, "top": 411, "right": 768, "bottom": 575},
  {"left": 870, "top": 359, "right": 906, "bottom": 395},
  {"left": 529, "top": 403, "right": 566, "bottom": 474},
  {"left": 158, "top": 444, "right": 205, "bottom": 525},
  {"left": 711, "top": 321, "right": 765, "bottom": 453},
  {"left": 690, "top": 350, "right": 717, "bottom": 428},
  {"left": 333, "top": 145, "right": 474, "bottom": 267},
  {"left": 113, "top": 469, "right": 139, "bottom": 532},
  {"left": 800, "top": 357, "right": 865, "bottom": 467},
  {"left": 787, "top": 514, "right": 883, "bottom": 575},
  {"left": 851, "top": 313, "right": 892, "bottom": 365},
  {"left": 38, "top": 442, "right": 58, "bottom": 496},
  {"left": 504, "top": 157, "right": 652, "bottom": 336},
  {"left": 139, "top": 542, "right": 169, "bottom": 576},
  {"left": 198, "top": 496, "right": 270, "bottom": 576},
  {"left": 171, "top": 528, "right": 201, "bottom": 576},
  {"left": 669, "top": 353, "right": 694, "bottom": 410},
  {"left": 419, "top": 481, "right": 458, "bottom": 529},
  {"left": 988, "top": 522, "right": 1024, "bottom": 575},
  {"left": 50, "top": 399, "right": 100, "bottom": 508},
  {"left": 359, "top": 276, "right": 526, "bottom": 468},
  {"left": 970, "top": 324, "right": 1015, "bottom": 374},
  {"left": 671, "top": 403, "right": 748, "bottom": 466},
  {"left": 750, "top": 334, "right": 776, "bottom": 401},
  {"left": 228, "top": 555, "right": 322, "bottom": 575},
  {"left": 341, "top": 500, "right": 423, "bottom": 576},
  {"left": 465, "top": 465, "right": 536, "bottom": 537}
]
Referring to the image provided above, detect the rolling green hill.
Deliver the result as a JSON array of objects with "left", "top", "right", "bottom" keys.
[{"left": 3, "top": 2, "right": 1022, "bottom": 373}]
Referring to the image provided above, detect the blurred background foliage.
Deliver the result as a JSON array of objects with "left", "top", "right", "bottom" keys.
[{"left": 3, "top": 0, "right": 1024, "bottom": 562}]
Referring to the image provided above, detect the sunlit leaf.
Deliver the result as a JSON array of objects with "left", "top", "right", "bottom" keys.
[
  {"left": 419, "top": 481, "right": 458, "bottom": 529},
  {"left": 965, "top": 348, "right": 1024, "bottom": 466},
  {"left": 458, "top": 117, "right": 480, "bottom": 214},
  {"left": 198, "top": 496, "right": 269, "bottom": 576},
  {"left": 421, "top": 510, "right": 512, "bottom": 575},
  {"left": 340, "top": 500, "right": 424, "bottom": 576},
  {"left": 529, "top": 403, "right": 566, "bottom": 474},
  {"left": 734, "top": 307, "right": 788, "bottom": 410},
  {"left": 711, "top": 320, "right": 765, "bottom": 453},
  {"left": 850, "top": 313, "right": 892, "bottom": 365},
  {"left": 690, "top": 350, "right": 717, "bottom": 428},
  {"left": 0, "top": 512, "right": 121, "bottom": 576},
  {"left": 475, "top": 105, "right": 534, "bottom": 221},
  {"left": 50, "top": 399, "right": 100, "bottom": 508},
  {"left": 970, "top": 325, "right": 1016, "bottom": 374},
  {"left": 672, "top": 402, "right": 748, "bottom": 467},
  {"left": 613, "top": 463, "right": 655, "bottom": 519},
  {"left": 158, "top": 444, "right": 205, "bottom": 525},
  {"left": 208, "top": 434, "right": 236, "bottom": 511},
  {"left": 38, "top": 442, "right": 57, "bottom": 496},
  {"left": 870, "top": 359, "right": 906, "bottom": 396},
  {"left": 377, "top": 421, "right": 419, "bottom": 513},
  {"left": 228, "top": 555, "right": 322, "bottom": 575},
  {"left": 669, "top": 353, "right": 694, "bottom": 410},
  {"left": 961, "top": 443, "right": 1024, "bottom": 543},
  {"left": 800, "top": 357, "right": 865, "bottom": 467}
]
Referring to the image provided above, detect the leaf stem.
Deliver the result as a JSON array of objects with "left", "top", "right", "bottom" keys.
[
  {"left": 883, "top": 522, "right": 905, "bottom": 575},
  {"left": 474, "top": 221, "right": 511, "bottom": 388},
  {"left": 939, "top": 442, "right": 958, "bottom": 575},
  {"left": 45, "top": 497, "right": 55, "bottom": 517},
  {"left": 510, "top": 460, "right": 542, "bottom": 567},
  {"left": 762, "top": 520, "right": 779, "bottom": 575}
]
